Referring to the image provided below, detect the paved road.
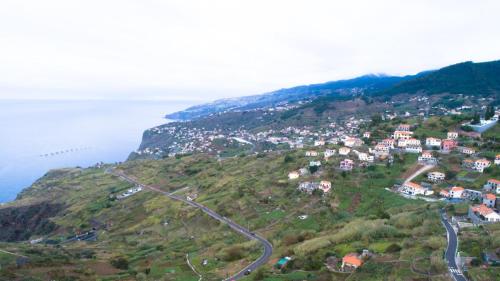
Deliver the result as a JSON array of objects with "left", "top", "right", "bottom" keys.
[
  {"left": 440, "top": 210, "right": 467, "bottom": 281},
  {"left": 109, "top": 169, "right": 273, "bottom": 280},
  {"left": 404, "top": 164, "right": 434, "bottom": 184}
]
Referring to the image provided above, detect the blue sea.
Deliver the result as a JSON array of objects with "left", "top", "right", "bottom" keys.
[{"left": 0, "top": 99, "right": 196, "bottom": 203}]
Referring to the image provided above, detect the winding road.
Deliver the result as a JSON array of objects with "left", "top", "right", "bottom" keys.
[
  {"left": 108, "top": 169, "right": 273, "bottom": 280},
  {"left": 440, "top": 210, "right": 467, "bottom": 281}
]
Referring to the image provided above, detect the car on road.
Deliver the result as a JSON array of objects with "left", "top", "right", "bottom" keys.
[{"left": 244, "top": 269, "right": 251, "bottom": 275}]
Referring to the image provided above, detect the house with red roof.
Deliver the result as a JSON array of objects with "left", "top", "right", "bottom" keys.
[
  {"left": 483, "top": 193, "right": 497, "bottom": 208},
  {"left": 468, "top": 204, "right": 500, "bottom": 223},
  {"left": 341, "top": 253, "right": 363, "bottom": 270}
]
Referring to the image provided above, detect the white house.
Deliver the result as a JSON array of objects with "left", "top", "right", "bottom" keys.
[
  {"left": 340, "top": 159, "right": 354, "bottom": 171},
  {"left": 418, "top": 151, "right": 437, "bottom": 164},
  {"left": 484, "top": 179, "right": 500, "bottom": 194},
  {"left": 393, "top": 131, "right": 413, "bottom": 140},
  {"left": 309, "top": 160, "right": 321, "bottom": 167},
  {"left": 314, "top": 140, "right": 326, "bottom": 146},
  {"left": 428, "top": 171, "right": 445, "bottom": 182},
  {"left": 344, "top": 137, "right": 363, "bottom": 148},
  {"left": 401, "top": 182, "right": 431, "bottom": 196},
  {"left": 483, "top": 193, "right": 497, "bottom": 208},
  {"left": 319, "top": 180, "right": 332, "bottom": 193},
  {"left": 463, "top": 189, "right": 483, "bottom": 201},
  {"left": 426, "top": 137, "right": 442, "bottom": 147},
  {"left": 305, "top": 150, "right": 319, "bottom": 157},
  {"left": 324, "top": 149, "right": 336, "bottom": 159},
  {"left": 288, "top": 171, "right": 300, "bottom": 180},
  {"left": 495, "top": 154, "right": 500, "bottom": 165},
  {"left": 474, "top": 159, "right": 491, "bottom": 173},
  {"left": 459, "top": 147, "right": 475, "bottom": 155},
  {"left": 405, "top": 145, "right": 422, "bottom": 153},
  {"left": 339, "top": 147, "right": 351, "bottom": 156},
  {"left": 469, "top": 204, "right": 500, "bottom": 223},
  {"left": 382, "top": 139, "right": 396, "bottom": 149},
  {"left": 447, "top": 131, "right": 459, "bottom": 139},
  {"left": 450, "top": 186, "right": 465, "bottom": 199},
  {"left": 397, "top": 124, "right": 411, "bottom": 131},
  {"left": 363, "top": 132, "right": 371, "bottom": 138}
]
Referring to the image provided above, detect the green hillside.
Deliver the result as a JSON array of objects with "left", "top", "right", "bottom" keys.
[{"left": 378, "top": 60, "right": 500, "bottom": 97}]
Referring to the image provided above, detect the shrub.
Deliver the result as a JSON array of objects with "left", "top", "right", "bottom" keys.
[{"left": 110, "top": 257, "right": 129, "bottom": 270}]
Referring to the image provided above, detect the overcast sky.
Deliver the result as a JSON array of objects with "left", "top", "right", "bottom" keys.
[{"left": 1, "top": 0, "right": 500, "bottom": 101}]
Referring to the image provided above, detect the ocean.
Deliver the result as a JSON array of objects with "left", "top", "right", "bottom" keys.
[{"left": 0, "top": 99, "right": 196, "bottom": 203}]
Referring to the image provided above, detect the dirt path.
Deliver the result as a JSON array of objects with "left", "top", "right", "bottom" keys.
[{"left": 404, "top": 164, "right": 434, "bottom": 183}]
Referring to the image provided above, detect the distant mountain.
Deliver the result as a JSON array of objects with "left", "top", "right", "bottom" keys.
[
  {"left": 377, "top": 60, "right": 500, "bottom": 97},
  {"left": 165, "top": 74, "right": 411, "bottom": 120}
]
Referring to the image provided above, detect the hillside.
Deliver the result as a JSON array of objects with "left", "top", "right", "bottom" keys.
[
  {"left": 165, "top": 75, "right": 410, "bottom": 121},
  {"left": 0, "top": 150, "right": 449, "bottom": 280},
  {"left": 377, "top": 60, "right": 500, "bottom": 98}
]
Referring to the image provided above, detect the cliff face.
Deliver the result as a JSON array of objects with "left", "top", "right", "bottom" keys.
[{"left": 0, "top": 202, "right": 62, "bottom": 242}]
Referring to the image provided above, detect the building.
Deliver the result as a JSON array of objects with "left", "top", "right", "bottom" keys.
[
  {"left": 468, "top": 204, "right": 500, "bottom": 223},
  {"left": 441, "top": 139, "right": 457, "bottom": 151},
  {"left": 495, "top": 154, "right": 500, "bottom": 165},
  {"left": 427, "top": 171, "right": 445, "bottom": 182},
  {"left": 439, "top": 190, "right": 450, "bottom": 198},
  {"left": 447, "top": 131, "right": 459, "bottom": 139},
  {"left": 344, "top": 137, "right": 363, "bottom": 148},
  {"left": 484, "top": 179, "right": 500, "bottom": 194},
  {"left": 426, "top": 137, "right": 442, "bottom": 147},
  {"left": 298, "top": 182, "right": 318, "bottom": 194},
  {"left": 397, "top": 124, "right": 411, "bottom": 131},
  {"left": 305, "top": 150, "right": 319, "bottom": 157},
  {"left": 288, "top": 171, "right": 300, "bottom": 180},
  {"left": 401, "top": 182, "right": 429, "bottom": 196},
  {"left": 340, "top": 159, "right": 354, "bottom": 171},
  {"left": 463, "top": 189, "right": 483, "bottom": 201},
  {"left": 319, "top": 181, "right": 332, "bottom": 193},
  {"left": 418, "top": 151, "right": 437, "bottom": 164},
  {"left": 339, "top": 147, "right": 351, "bottom": 156},
  {"left": 382, "top": 139, "right": 396, "bottom": 149},
  {"left": 324, "top": 149, "right": 336, "bottom": 159},
  {"left": 405, "top": 145, "right": 422, "bottom": 153},
  {"left": 314, "top": 140, "right": 325, "bottom": 146},
  {"left": 341, "top": 253, "right": 363, "bottom": 269},
  {"left": 309, "top": 160, "right": 321, "bottom": 167},
  {"left": 450, "top": 186, "right": 465, "bottom": 198},
  {"left": 363, "top": 132, "right": 371, "bottom": 138},
  {"left": 393, "top": 131, "right": 413, "bottom": 140},
  {"left": 474, "top": 159, "right": 491, "bottom": 173},
  {"left": 483, "top": 193, "right": 496, "bottom": 208},
  {"left": 358, "top": 152, "right": 373, "bottom": 162},
  {"left": 459, "top": 147, "right": 475, "bottom": 155}
]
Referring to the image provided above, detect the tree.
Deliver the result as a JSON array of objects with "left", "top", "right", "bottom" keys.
[
  {"left": 471, "top": 113, "right": 480, "bottom": 125},
  {"left": 371, "top": 114, "right": 383, "bottom": 126},
  {"left": 485, "top": 106, "right": 495, "bottom": 120}
]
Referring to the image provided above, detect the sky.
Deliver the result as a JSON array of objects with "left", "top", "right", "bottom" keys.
[{"left": 1, "top": 0, "right": 500, "bottom": 102}]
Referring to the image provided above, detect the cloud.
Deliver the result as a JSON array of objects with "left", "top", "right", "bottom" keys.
[{"left": 1, "top": 0, "right": 499, "bottom": 100}]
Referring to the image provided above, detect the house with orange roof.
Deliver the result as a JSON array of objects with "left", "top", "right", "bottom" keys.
[
  {"left": 484, "top": 179, "right": 500, "bottom": 194},
  {"left": 341, "top": 253, "right": 363, "bottom": 269},
  {"left": 439, "top": 189, "right": 450, "bottom": 198},
  {"left": 495, "top": 154, "right": 500, "bottom": 165},
  {"left": 468, "top": 204, "right": 500, "bottom": 223},
  {"left": 382, "top": 138, "right": 395, "bottom": 149},
  {"left": 450, "top": 186, "right": 464, "bottom": 199},
  {"left": 483, "top": 193, "right": 497, "bottom": 208}
]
